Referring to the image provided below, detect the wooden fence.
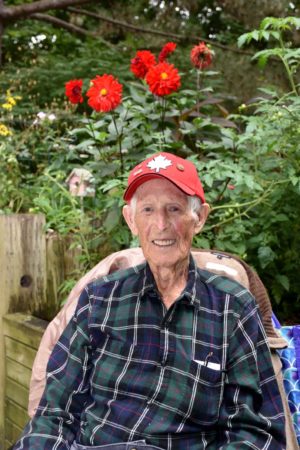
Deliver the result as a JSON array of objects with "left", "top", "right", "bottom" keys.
[{"left": 0, "top": 214, "right": 82, "bottom": 449}]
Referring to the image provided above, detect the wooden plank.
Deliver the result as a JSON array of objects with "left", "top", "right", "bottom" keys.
[
  {"left": 0, "top": 214, "right": 47, "bottom": 447},
  {"left": 5, "top": 398, "right": 29, "bottom": 430},
  {"left": 5, "top": 439, "right": 13, "bottom": 450},
  {"left": 0, "top": 214, "right": 47, "bottom": 316},
  {"left": 6, "top": 359, "right": 32, "bottom": 389},
  {"left": 6, "top": 378, "right": 29, "bottom": 410},
  {"left": 3, "top": 314, "right": 48, "bottom": 445},
  {"left": 5, "top": 336, "right": 37, "bottom": 369},
  {"left": 45, "top": 232, "right": 66, "bottom": 320},
  {"left": 63, "top": 234, "right": 83, "bottom": 279},
  {"left": 5, "top": 419, "right": 22, "bottom": 447},
  {"left": 3, "top": 313, "right": 48, "bottom": 349}
]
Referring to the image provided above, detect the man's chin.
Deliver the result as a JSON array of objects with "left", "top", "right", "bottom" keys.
[{"left": 145, "top": 249, "right": 190, "bottom": 268}]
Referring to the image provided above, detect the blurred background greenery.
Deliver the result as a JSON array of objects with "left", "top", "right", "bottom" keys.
[{"left": 1, "top": 0, "right": 300, "bottom": 321}]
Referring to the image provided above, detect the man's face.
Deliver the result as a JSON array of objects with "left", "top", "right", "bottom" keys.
[{"left": 123, "top": 178, "right": 209, "bottom": 270}]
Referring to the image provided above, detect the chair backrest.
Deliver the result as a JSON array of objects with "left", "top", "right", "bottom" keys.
[{"left": 27, "top": 247, "right": 298, "bottom": 449}]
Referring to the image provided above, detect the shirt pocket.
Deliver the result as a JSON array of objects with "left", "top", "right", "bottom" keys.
[{"left": 184, "top": 359, "right": 224, "bottom": 425}]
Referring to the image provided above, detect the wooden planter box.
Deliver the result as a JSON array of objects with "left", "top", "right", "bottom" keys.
[{"left": 3, "top": 314, "right": 48, "bottom": 448}]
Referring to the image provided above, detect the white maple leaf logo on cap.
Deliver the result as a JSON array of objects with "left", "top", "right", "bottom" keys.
[{"left": 147, "top": 155, "right": 172, "bottom": 172}]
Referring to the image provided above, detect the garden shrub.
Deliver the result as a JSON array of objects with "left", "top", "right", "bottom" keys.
[{"left": 1, "top": 18, "right": 299, "bottom": 320}]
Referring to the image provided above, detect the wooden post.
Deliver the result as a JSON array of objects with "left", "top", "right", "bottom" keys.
[
  {"left": 44, "top": 231, "right": 65, "bottom": 321},
  {"left": 45, "top": 231, "right": 83, "bottom": 321},
  {"left": 0, "top": 214, "right": 47, "bottom": 448}
]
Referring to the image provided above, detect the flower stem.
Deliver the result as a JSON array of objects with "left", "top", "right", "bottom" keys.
[
  {"left": 280, "top": 55, "right": 298, "bottom": 95},
  {"left": 278, "top": 34, "right": 298, "bottom": 95},
  {"left": 196, "top": 70, "right": 201, "bottom": 114},
  {"left": 86, "top": 116, "right": 102, "bottom": 156},
  {"left": 207, "top": 179, "right": 290, "bottom": 231},
  {"left": 160, "top": 97, "right": 167, "bottom": 146},
  {"left": 112, "top": 113, "right": 124, "bottom": 174}
]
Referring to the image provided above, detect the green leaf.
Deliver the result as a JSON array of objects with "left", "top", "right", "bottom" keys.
[
  {"left": 257, "top": 87, "right": 278, "bottom": 98},
  {"left": 257, "top": 53, "right": 269, "bottom": 69},
  {"left": 103, "top": 206, "right": 121, "bottom": 232},
  {"left": 74, "top": 139, "right": 95, "bottom": 150},
  {"left": 260, "top": 17, "right": 273, "bottom": 30},
  {"left": 100, "top": 179, "right": 122, "bottom": 193},
  {"left": 180, "top": 89, "right": 198, "bottom": 96},
  {"left": 69, "top": 127, "right": 90, "bottom": 136},
  {"left": 274, "top": 214, "right": 289, "bottom": 223},
  {"left": 270, "top": 31, "right": 280, "bottom": 40},
  {"left": 237, "top": 33, "right": 250, "bottom": 48},
  {"left": 203, "top": 173, "right": 214, "bottom": 188},
  {"left": 275, "top": 274, "right": 290, "bottom": 291},
  {"left": 260, "top": 17, "right": 280, "bottom": 31},
  {"left": 261, "top": 31, "right": 270, "bottom": 41},
  {"left": 237, "top": 32, "right": 253, "bottom": 47},
  {"left": 129, "top": 87, "right": 148, "bottom": 104},
  {"left": 258, "top": 246, "right": 276, "bottom": 268},
  {"left": 179, "top": 121, "right": 195, "bottom": 134},
  {"left": 290, "top": 176, "right": 299, "bottom": 186},
  {"left": 95, "top": 131, "right": 108, "bottom": 142},
  {"left": 252, "top": 49, "right": 281, "bottom": 63},
  {"left": 92, "top": 119, "right": 106, "bottom": 129}
]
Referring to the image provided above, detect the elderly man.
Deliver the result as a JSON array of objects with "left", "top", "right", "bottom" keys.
[{"left": 15, "top": 152, "right": 285, "bottom": 450}]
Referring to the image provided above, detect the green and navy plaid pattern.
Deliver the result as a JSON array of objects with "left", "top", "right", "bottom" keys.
[{"left": 15, "top": 257, "right": 285, "bottom": 449}]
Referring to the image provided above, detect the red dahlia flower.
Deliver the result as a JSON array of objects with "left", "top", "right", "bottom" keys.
[
  {"left": 159, "top": 42, "right": 177, "bottom": 62},
  {"left": 190, "top": 42, "right": 212, "bottom": 70},
  {"left": 145, "top": 62, "right": 181, "bottom": 97},
  {"left": 130, "top": 50, "right": 156, "bottom": 79},
  {"left": 86, "top": 74, "right": 123, "bottom": 112},
  {"left": 65, "top": 79, "right": 83, "bottom": 104}
]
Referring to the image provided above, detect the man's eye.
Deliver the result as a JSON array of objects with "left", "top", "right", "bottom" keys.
[
  {"left": 169, "top": 206, "right": 180, "bottom": 212},
  {"left": 142, "top": 207, "right": 153, "bottom": 213}
]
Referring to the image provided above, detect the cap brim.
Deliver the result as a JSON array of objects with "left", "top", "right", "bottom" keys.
[{"left": 123, "top": 173, "right": 196, "bottom": 202}]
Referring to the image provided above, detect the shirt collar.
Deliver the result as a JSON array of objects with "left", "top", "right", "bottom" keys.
[{"left": 141, "top": 254, "right": 201, "bottom": 309}]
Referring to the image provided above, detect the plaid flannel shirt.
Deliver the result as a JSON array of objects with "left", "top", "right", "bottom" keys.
[{"left": 15, "top": 257, "right": 285, "bottom": 450}]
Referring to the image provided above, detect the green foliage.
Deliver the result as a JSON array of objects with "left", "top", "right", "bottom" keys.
[
  {"left": 238, "top": 16, "right": 300, "bottom": 48},
  {"left": 194, "top": 91, "right": 300, "bottom": 316},
  {"left": 238, "top": 16, "right": 300, "bottom": 94},
  {"left": 1, "top": 14, "right": 300, "bottom": 320}
]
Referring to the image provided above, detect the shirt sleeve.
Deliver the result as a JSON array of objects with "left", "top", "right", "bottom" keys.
[
  {"left": 216, "top": 299, "right": 286, "bottom": 449},
  {"left": 14, "top": 285, "right": 93, "bottom": 450}
]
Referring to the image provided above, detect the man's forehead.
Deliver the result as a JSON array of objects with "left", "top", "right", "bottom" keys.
[{"left": 135, "top": 178, "right": 188, "bottom": 200}]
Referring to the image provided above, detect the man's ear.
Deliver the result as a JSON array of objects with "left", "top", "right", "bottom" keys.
[
  {"left": 122, "top": 205, "right": 138, "bottom": 236},
  {"left": 194, "top": 203, "right": 210, "bottom": 235}
]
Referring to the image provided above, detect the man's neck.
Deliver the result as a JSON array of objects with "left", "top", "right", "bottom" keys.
[{"left": 149, "top": 259, "right": 189, "bottom": 309}]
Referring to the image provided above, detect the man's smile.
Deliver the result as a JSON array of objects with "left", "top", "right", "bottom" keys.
[{"left": 152, "top": 239, "right": 176, "bottom": 247}]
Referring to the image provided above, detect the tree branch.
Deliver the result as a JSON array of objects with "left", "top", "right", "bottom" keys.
[
  {"left": 30, "top": 13, "right": 97, "bottom": 37},
  {"left": 0, "top": 0, "right": 93, "bottom": 23},
  {"left": 30, "top": 12, "right": 115, "bottom": 49},
  {"left": 69, "top": 7, "right": 254, "bottom": 56}
]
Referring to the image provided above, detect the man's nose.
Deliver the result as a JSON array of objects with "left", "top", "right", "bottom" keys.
[{"left": 155, "top": 211, "right": 169, "bottom": 231}]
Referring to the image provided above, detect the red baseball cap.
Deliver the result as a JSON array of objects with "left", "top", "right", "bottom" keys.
[{"left": 124, "top": 152, "right": 205, "bottom": 203}]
